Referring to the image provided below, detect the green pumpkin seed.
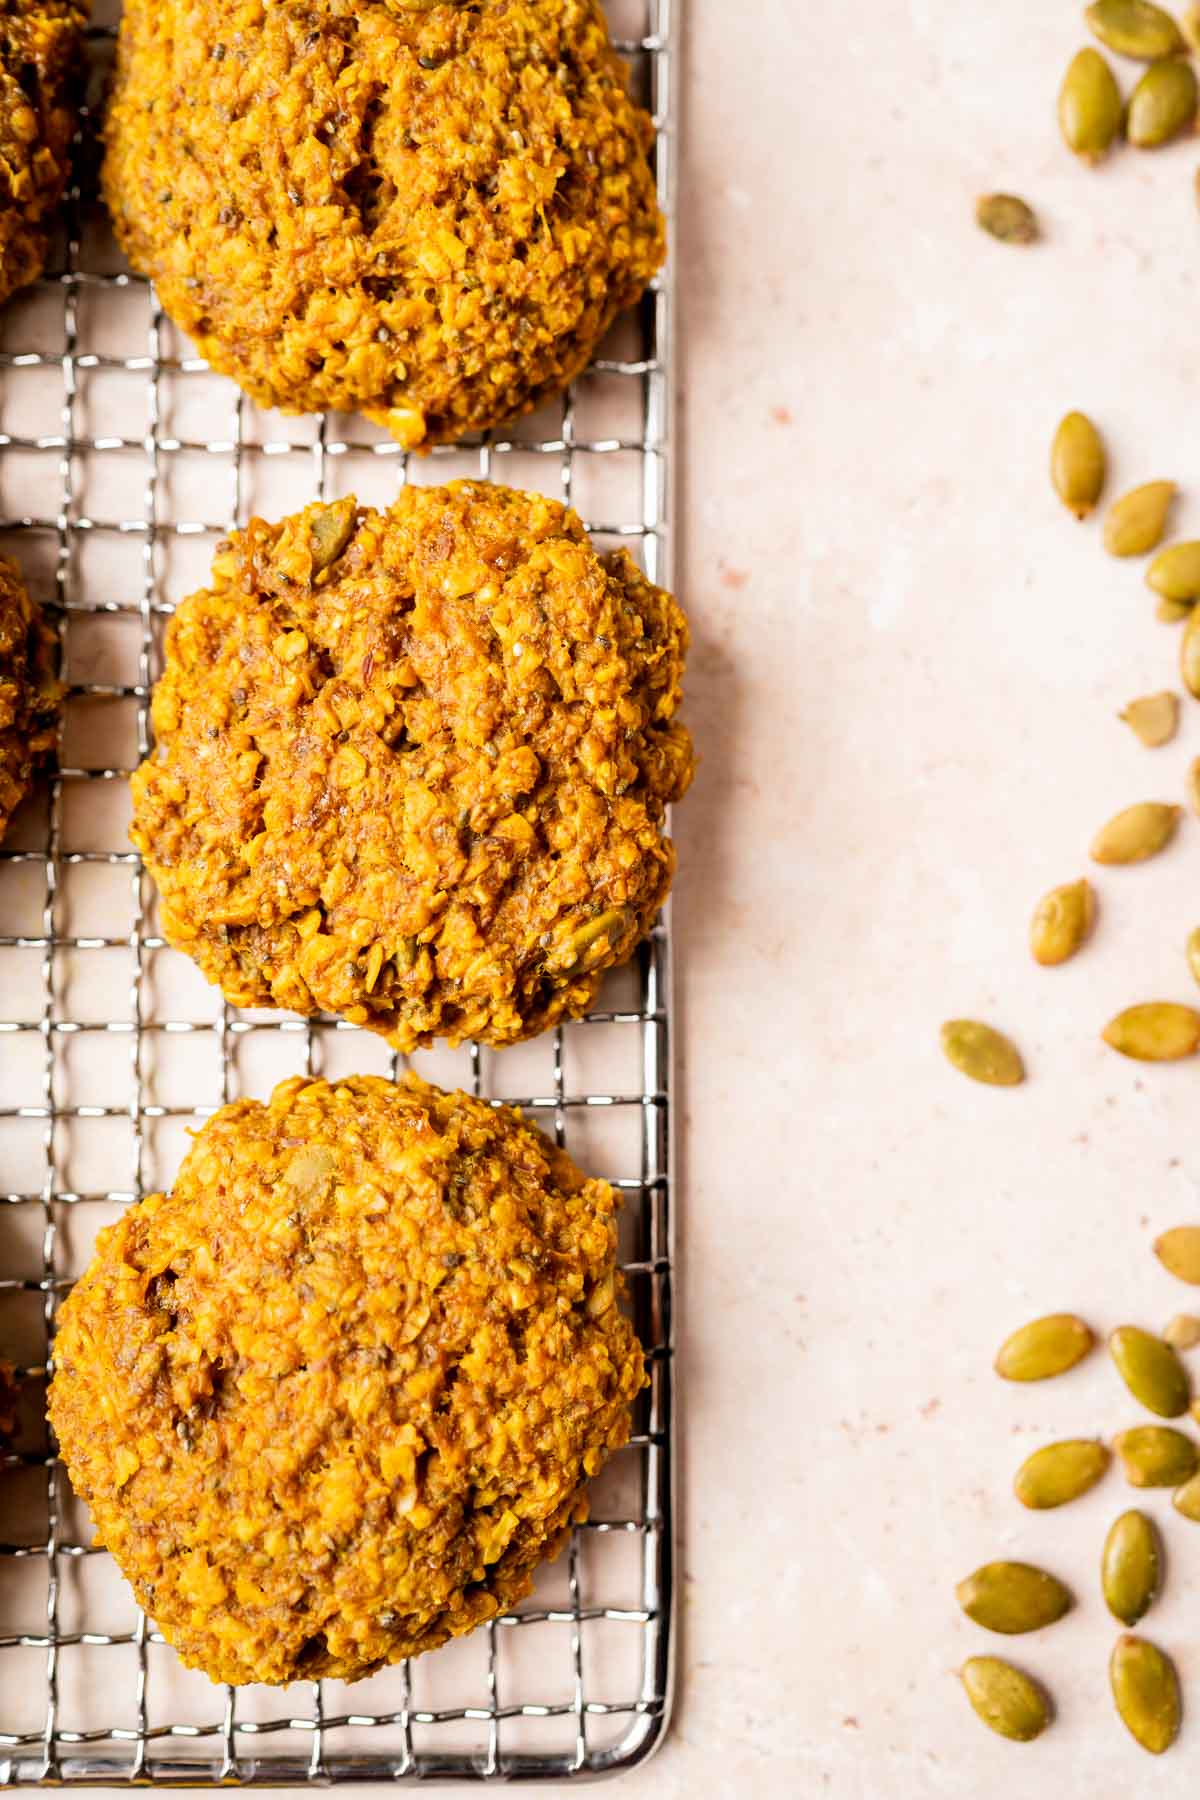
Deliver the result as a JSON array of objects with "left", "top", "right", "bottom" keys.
[
  {"left": 306, "top": 497, "right": 357, "bottom": 575},
  {"left": 1155, "top": 1226, "right": 1200, "bottom": 1283},
  {"left": 1164, "top": 1313, "right": 1200, "bottom": 1350},
  {"left": 940, "top": 1020, "right": 1025, "bottom": 1087},
  {"left": 1058, "top": 47, "right": 1126, "bottom": 160},
  {"left": 1085, "top": 0, "right": 1187, "bottom": 56},
  {"left": 995, "top": 1313, "right": 1094, "bottom": 1381},
  {"left": 1102, "top": 1002, "right": 1200, "bottom": 1062},
  {"left": 959, "top": 1657, "right": 1052, "bottom": 1742},
  {"left": 1102, "top": 1511, "right": 1162, "bottom": 1625},
  {"left": 1147, "top": 540, "right": 1200, "bottom": 601},
  {"left": 1051, "top": 411, "right": 1107, "bottom": 517},
  {"left": 1104, "top": 482, "right": 1178, "bottom": 556},
  {"left": 1110, "top": 1635, "right": 1181, "bottom": 1755},
  {"left": 1090, "top": 801, "right": 1181, "bottom": 864},
  {"left": 1114, "top": 1425, "right": 1200, "bottom": 1486},
  {"left": 1157, "top": 594, "right": 1194, "bottom": 622},
  {"left": 558, "top": 907, "right": 633, "bottom": 974},
  {"left": 1110, "top": 1326, "right": 1191, "bottom": 1415},
  {"left": 956, "top": 1561, "right": 1072, "bottom": 1634},
  {"left": 1188, "top": 757, "right": 1200, "bottom": 817},
  {"left": 1014, "top": 1439, "right": 1111, "bottom": 1508},
  {"left": 1172, "top": 1468, "right": 1200, "bottom": 1518},
  {"left": 1030, "top": 878, "right": 1096, "bottom": 966},
  {"left": 1128, "top": 58, "right": 1199, "bottom": 146},
  {"left": 1120, "top": 691, "right": 1180, "bottom": 747},
  {"left": 976, "top": 193, "right": 1039, "bottom": 244},
  {"left": 1180, "top": 605, "right": 1200, "bottom": 697}
]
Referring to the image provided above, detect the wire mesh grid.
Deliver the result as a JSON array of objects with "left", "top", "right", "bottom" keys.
[{"left": 0, "top": 0, "right": 679, "bottom": 1780}]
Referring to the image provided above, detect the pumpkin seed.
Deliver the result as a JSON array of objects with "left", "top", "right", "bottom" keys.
[
  {"left": 1155, "top": 1226, "right": 1200, "bottom": 1284},
  {"left": 1104, "top": 482, "right": 1178, "bottom": 556},
  {"left": 1186, "top": 928, "right": 1200, "bottom": 988},
  {"left": 995, "top": 1313, "right": 1094, "bottom": 1381},
  {"left": 1058, "top": 47, "right": 1126, "bottom": 160},
  {"left": 1090, "top": 801, "right": 1181, "bottom": 863},
  {"left": 1110, "top": 1635, "right": 1181, "bottom": 1755},
  {"left": 1128, "top": 58, "right": 1199, "bottom": 146},
  {"left": 558, "top": 907, "right": 633, "bottom": 975},
  {"left": 1180, "top": 604, "right": 1200, "bottom": 697},
  {"left": 1085, "top": 0, "right": 1187, "bottom": 56},
  {"left": 975, "top": 193, "right": 1039, "bottom": 244},
  {"left": 1164, "top": 1313, "right": 1200, "bottom": 1350},
  {"left": 1147, "top": 540, "right": 1200, "bottom": 601},
  {"left": 959, "top": 1657, "right": 1052, "bottom": 1742},
  {"left": 1110, "top": 1326, "right": 1191, "bottom": 1415},
  {"left": 956, "top": 1561, "right": 1072, "bottom": 1634},
  {"left": 1030, "top": 878, "right": 1096, "bottom": 966},
  {"left": 940, "top": 1020, "right": 1025, "bottom": 1087},
  {"left": 1051, "top": 412, "right": 1106, "bottom": 517},
  {"left": 1172, "top": 1468, "right": 1200, "bottom": 1518},
  {"left": 307, "top": 498, "right": 356, "bottom": 574},
  {"left": 1114, "top": 1425, "right": 1200, "bottom": 1486},
  {"left": 1157, "top": 594, "right": 1194, "bottom": 622},
  {"left": 1014, "top": 1439, "right": 1110, "bottom": 1508},
  {"left": 1188, "top": 757, "right": 1200, "bottom": 817},
  {"left": 1102, "top": 1510, "right": 1162, "bottom": 1625},
  {"left": 1183, "top": 0, "right": 1200, "bottom": 46},
  {"left": 1102, "top": 1002, "right": 1200, "bottom": 1061},
  {"left": 1120, "top": 691, "right": 1180, "bottom": 747}
]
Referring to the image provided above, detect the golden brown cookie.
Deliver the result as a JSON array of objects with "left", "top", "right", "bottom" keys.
[
  {"left": 49, "top": 1073, "right": 645, "bottom": 1686},
  {"left": 130, "top": 481, "right": 693, "bottom": 1049},
  {"left": 0, "top": 553, "right": 59, "bottom": 841},
  {"left": 102, "top": 0, "right": 664, "bottom": 447},
  {"left": 0, "top": 0, "right": 86, "bottom": 307}
]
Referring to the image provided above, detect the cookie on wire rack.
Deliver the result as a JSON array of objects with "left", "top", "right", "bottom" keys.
[
  {"left": 0, "top": 552, "right": 60, "bottom": 842},
  {"left": 0, "top": 0, "right": 86, "bottom": 307}
]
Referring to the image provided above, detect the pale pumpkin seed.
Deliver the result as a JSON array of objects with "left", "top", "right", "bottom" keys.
[
  {"left": 995, "top": 1313, "right": 1094, "bottom": 1381},
  {"left": 1157, "top": 594, "right": 1194, "bottom": 623},
  {"left": 1103, "top": 482, "right": 1178, "bottom": 557},
  {"left": 1085, "top": 0, "right": 1187, "bottom": 57},
  {"left": 959, "top": 1657, "right": 1052, "bottom": 1742},
  {"left": 1051, "top": 411, "right": 1106, "bottom": 517},
  {"left": 1187, "top": 756, "right": 1200, "bottom": 817},
  {"left": 1183, "top": 0, "right": 1200, "bottom": 49},
  {"left": 940, "top": 1020, "right": 1025, "bottom": 1087},
  {"left": 1120, "top": 691, "right": 1180, "bottom": 747},
  {"left": 1155, "top": 1225, "right": 1200, "bottom": 1284},
  {"left": 956, "top": 1561, "right": 1072, "bottom": 1634},
  {"left": 1187, "top": 927, "right": 1200, "bottom": 988},
  {"left": 1147, "top": 540, "right": 1200, "bottom": 601},
  {"left": 1128, "top": 58, "right": 1199, "bottom": 146},
  {"left": 1090, "top": 801, "right": 1181, "bottom": 864},
  {"left": 1180, "top": 604, "right": 1200, "bottom": 697},
  {"left": 1014, "top": 1439, "right": 1110, "bottom": 1508},
  {"left": 1102, "top": 1510, "right": 1162, "bottom": 1625},
  {"left": 1030, "top": 878, "right": 1096, "bottom": 966},
  {"left": 1110, "top": 1326, "right": 1191, "bottom": 1415},
  {"left": 975, "top": 193, "right": 1039, "bottom": 244},
  {"left": 1102, "top": 1002, "right": 1200, "bottom": 1061},
  {"left": 1058, "top": 47, "right": 1126, "bottom": 161},
  {"left": 1164, "top": 1313, "right": 1200, "bottom": 1350},
  {"left": 1110, "top": 1635, "right": 1181, "bottom": 1755},
  {"left": 1114, "top": 1425, "right": 1200, "bottom": 1486},
  {"left": 1172, "top": 1467, "right": 1200, "bottom": 1518}
]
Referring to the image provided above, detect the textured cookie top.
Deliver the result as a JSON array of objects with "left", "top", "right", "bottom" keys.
[
  {"left": 49, "top": 1074, "right": 645, "bottom": 1686},
  {"left": 130, "top": 481, "right": 693, "bottom": 1049},
  {"left": 0, "top": 552, "right": 59, "bottom": 841},
  {"left": 102, "top": 0, "right": 664, "bottom": 445},
  {"left": 0, "top": 0, "right": 86, "bottom": 305}
]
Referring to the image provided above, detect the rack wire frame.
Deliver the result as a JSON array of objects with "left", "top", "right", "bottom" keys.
[{"left": 0, "top": 0, "right": 679, "bottom": 1782}]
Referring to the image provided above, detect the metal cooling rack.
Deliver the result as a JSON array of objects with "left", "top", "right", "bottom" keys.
[{"left": 0, "top": 0, "right": 679, "bottom": 1780}]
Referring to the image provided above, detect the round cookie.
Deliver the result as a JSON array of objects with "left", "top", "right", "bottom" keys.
[
  {"left": 0, "top": 0, "right": 86, "bottom": 307},
  {"left": 101, "top": 0, "right": 664, "bottom": 447},
  {"left": 130, "top": 481, "right": 693, "bottom": 1049},
  {"left": 49, "top": 1073, "right": 645, "bottom": 1686}
]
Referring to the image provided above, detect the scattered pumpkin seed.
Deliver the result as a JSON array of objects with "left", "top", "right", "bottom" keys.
[
  {"left": 1183, "top": 0, "right": 1200, "bottom": 49},
  {"left": 1110, "top": 1326, "right": 1191, "bottom": 1415},
  {"left": 1058, "top": 47, "right": 1126, "bottom": 160},
  {"left": 940, "top": 1020, "right": 1025, "bottom": 1087},
  {"left": 1155, "top": 1226, "right": 1200, "bottom": 1284},
  {"left": 1180, "top": 604, "right": 1200, "bottom": 697},
  {"left": 1114, "top": 1424, "right": 1200, "bottom": 1486},
  {"left": 1051, "top": 411, "right": 1107, "bottom": 517},
  {"left": 1102, "top": 1002, "right": 1200, "bottom": 1061},
  {"left": 995, "top": 1313, "right": 1095, "bottom": 1381},
  {"left": 1102, "top": 1510, "right": 1162, "bottom": 1625},
  {"left": 1085, "top": 0, "right": 1187, "bottom": 57},
  {"left": 956, "top": 1561, "right": 1073, "bottom": 1634},
  {"left": 1103, "top": 482, "right": 1178, "bottom": 557},
  {"left": 1030, "top": 878, "right": 1096, "bottom": 966},
  {"left": 1164, "top": 1313, "right": 1200, "bottom": 1350},
  {"left": 1185, "top": 927, "right": 1200, "bottom": 989},
  {"left": 1090, "top": 801, "right": 1181, "bottom": 864},
  {"left": 1110, "top": 1634, "right": 1181, "bottom": 1755},
  {"left": 975, "top": 193, "right": 1039, "bottom": 245},
  {"left": 959, "top": 1657, "right": 1052, "bottom": 1742},
  {"left": 1014, "top": 1438, "right": 1110, "bottom": 1508},
  {"left": 1157, "top": 594, "right": 1194, "bottom": 623},
  {"left": 1188, "top": 757, "right": 1200, "bottom": 817},
  {"left": 1128, "top": 57, "right": 1199, "bottom": 146},
  {"left": 1172, "top": 1467, "right": 1200, "bottom": 1518},
  {"left": 1147, "top": 540, "right": 1200, "bottom": 602},
  {"left": 1120, "top": 691, "right": 1180, "bottom": 747}
]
